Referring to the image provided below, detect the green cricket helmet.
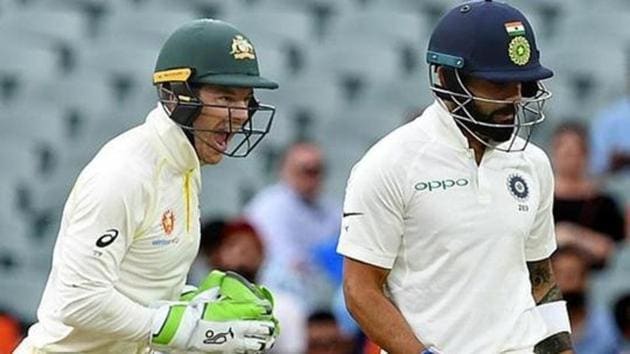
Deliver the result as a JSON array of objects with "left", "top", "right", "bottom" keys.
[{"left": 153, "top": 19, "right": 278, "bottom": 158}]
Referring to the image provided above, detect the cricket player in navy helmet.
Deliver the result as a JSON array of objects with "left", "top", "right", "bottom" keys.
[
  {"left": 16, "top": 19, "right": 280, "bottom": 354},
  {"left": 338, "top": 1, "right": 573, "bottom": 353}
]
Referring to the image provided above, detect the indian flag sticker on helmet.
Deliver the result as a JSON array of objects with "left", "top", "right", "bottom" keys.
[
  {"left": 504, "top": 21, "right": 526, "bottom": 37},
  {"left": 508, "top": 36, "right": 531, "bottom": 66}
]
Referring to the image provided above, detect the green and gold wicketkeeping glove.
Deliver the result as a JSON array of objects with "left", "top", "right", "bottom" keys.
[
  {"left": 149, "top": 270, "right": 279, "bottom": 353},
  {"left": 193, "top": 270, "right": 280, "bottom": 338}
]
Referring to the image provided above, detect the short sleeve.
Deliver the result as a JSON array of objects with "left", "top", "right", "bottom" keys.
[
  {"left": 336, "top": 149, "right": 406, "bottom": 269},
  {"left": 525, "top": 149, "right": 557, "bottom": 261}
]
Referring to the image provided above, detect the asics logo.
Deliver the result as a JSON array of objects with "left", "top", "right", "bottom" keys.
[{"left": 95, "top": 229, "right": 119, "bottom": 248}]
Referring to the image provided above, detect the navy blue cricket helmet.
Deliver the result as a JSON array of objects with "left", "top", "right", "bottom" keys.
[{"left": 426, "top": 0, "right": 553, "bottom": 152}]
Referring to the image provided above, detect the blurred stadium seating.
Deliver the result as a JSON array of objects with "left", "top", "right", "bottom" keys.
[{"left": 1, "top": 0, "right": 629, "bottom": 325}]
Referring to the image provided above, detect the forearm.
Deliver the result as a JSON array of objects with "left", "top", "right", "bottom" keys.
[
  {"left": 345, "top": 284, "right": 423, "bottom": 354},
  {"left": 59, "top": 282, "right": 155, "bottom": 341},
  {"left": 56, "top": 240, "right": 155, "bottom": 341},
  {"left": 527, "top": 259, "right": 574, "bottom": 354},
  {"left": 534, "top": 334, "right": 573, "bottom": 354}
]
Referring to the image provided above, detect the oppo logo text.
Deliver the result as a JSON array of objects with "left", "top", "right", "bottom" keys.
[{"left": 414, "top": 178, "right": 470, "bottom": 192}]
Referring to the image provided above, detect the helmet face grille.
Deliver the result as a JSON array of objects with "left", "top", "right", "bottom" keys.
[
  {"left": 179, "top": 104, "right": 275, "bottom": 158},
  {"left": 157, "top": 83, "right": 275, "bottom": 158},
  {"left": 428, "top": 65, "right": 552, "bottom": 152}
]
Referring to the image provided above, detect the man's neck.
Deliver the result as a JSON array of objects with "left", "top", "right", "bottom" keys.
[
  {"left": 459, "top": 127, "right": 487, "bottom": 165},
  {"left": 444, "top": 101, "right": 488, "bottom": 165},
  {"left": 471, "top": 139, "right": 486, "bottom": 165}
]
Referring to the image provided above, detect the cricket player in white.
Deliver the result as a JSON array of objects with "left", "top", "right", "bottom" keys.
[
  {"left": 16, "top": 19, "right": 280, "bottom": 354},
  {"left": 337, "top": 1, "right": 573, "bottom": 354}
]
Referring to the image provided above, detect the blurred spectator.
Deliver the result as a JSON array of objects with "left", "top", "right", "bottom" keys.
[
  {"left": 363, "top": 339, "right": 381, "bottom": 354},
  {"left": 311, "top": 240, "right": 362, "bottom": 340},
  {"left": 199, "top": 217, "right": 307, "bottom": 354},
  {"left": 551, "top": 122, "right": 626, "bottom": 268},
  {"left": 188, "top": 217, "right": 226, "bottom": 285},
  {"left": 0, "top": 310, "right": 22, "bottom": 354},
  {"left": 307, "top": 310, "right": 354, "bottom": 354},
  {"left": 614, "top": 293, "right": 630, "bottom": 353},
  {"left": 589, "top": 97, "right": 630, "bottom": 176},
  {"left": 245, "top": 141, "right": 341, "bottom": 310},
  {"left": 206, "top": 219, "right": 265, "bottom": 284},
  {"left": 551, "top": 245, "right": 620, "bottom": 354}
]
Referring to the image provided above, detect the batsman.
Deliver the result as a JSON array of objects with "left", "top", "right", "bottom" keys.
[
  {"left": 338, "top": 1, "right": 573, "bottom": 353},
  {"left": 15, "top": 19, "right": 280, "bottom": 354}
]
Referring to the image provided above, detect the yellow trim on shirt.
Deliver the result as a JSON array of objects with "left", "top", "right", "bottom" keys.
[{"left": 183, "top": 170, "right": 192, "bottom": 234}]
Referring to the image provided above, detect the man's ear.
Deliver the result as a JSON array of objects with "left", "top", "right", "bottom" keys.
[{"left": 436, "top": 66, "right": 447, "bottom": 87}]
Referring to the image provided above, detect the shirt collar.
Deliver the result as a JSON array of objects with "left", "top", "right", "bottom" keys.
[
  {"left": 146, "top": 103, "right": 200, "bottom": 174},
  {"left": 423, "top": 100, "right": 472, "bottom": 151}
]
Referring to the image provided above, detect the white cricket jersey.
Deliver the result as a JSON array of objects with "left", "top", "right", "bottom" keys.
[
  {"left": 16, "top": 105, "right": 201, "bottom": 353},
  {"left": 337, "top": 101, "right": 557, "bottom": 354}
]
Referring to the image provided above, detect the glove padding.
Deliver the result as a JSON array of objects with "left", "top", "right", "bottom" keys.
[
  {"left": 195, "top": 271, "right": 280, "bottom": 339},
  {"left": 150, "top": 270, "right": 279, "bottom": 353},
  {"left": 150, "top": 299, "right": 275, "bottom": 353},
  {"left": 179, "top": 284, "right": 199, "bottom": 302}
]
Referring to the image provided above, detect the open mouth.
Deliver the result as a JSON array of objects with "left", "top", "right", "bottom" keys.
[{"left": 212, "top": 132, "right": 229, "bottom": 152}]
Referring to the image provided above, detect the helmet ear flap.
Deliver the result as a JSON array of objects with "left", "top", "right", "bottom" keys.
[
  {"left": 248, "top": 97, "right": 260, "bottom": 120},
  {"left": 522, "top": 81, "right": 538, "bottom": 98},
  {"left": 434, "top": 67, "right": 467, "bottom": 102},
  {"left": 166, "top": 82, "right": 203, "bottom": 127}
]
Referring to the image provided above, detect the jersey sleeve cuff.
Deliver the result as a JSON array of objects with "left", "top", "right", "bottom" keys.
[
  {"left": 336, "top": 239, "right": 395, "bottom": 269},
  {"left": 525, "top": 242, "right": 557, "bottom": 261}
]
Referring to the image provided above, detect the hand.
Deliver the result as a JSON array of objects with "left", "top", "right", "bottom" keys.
[
  {"left": 192, "top": 270, "right": 280, "bottom": 334},
  {"left": 185, "top": 271, "right": 270, "bottom": 305},
  {"left": 220, "top": 271, "right": 274, "bottom": 305},
  {"left": 150, "top": 299, "right": 275, "bottom": 353},
  {"left": 221, "top": 271, "right": 280, "bottom": 339},
  {"left": 162, "top": 270, "right": 280, "bottom": 352}
]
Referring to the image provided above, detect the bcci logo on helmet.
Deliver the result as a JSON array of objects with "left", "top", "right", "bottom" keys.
[
  {"left": 230, "top": 35, "right": 256, "bottom": 60},
  {"left": 508, "top": 36, "right": 531, "bottom": 66},
  {"left": 507, "top": 174, "right": 529, "bottom": 202}
]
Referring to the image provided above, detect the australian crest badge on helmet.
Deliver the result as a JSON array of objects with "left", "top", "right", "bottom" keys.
[{"left": 230, "top": 35, "right": 256, "bottom": 60}]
